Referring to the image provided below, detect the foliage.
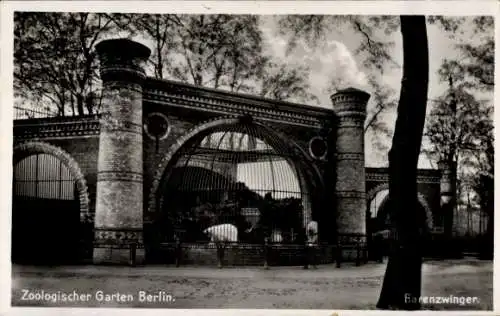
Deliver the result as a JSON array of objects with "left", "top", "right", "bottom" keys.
[
  {"left": 15, "top": 13, "right": 319, "bottom": 115},
  {"left": 14, "top": 12, "right": 128, "bottom": 116},
  {"left": 259, "top": 61, "right": 318, "bottom": 102},
  {"left": 142, "top": 14, "right": 264, "bottom": 91},
  {"left": 429, "top": 16, "right": 494, "bottom": 92},
  {"left": 424, "top": 16, "right": 494, "bottom": 228},
  {"left": 125, "top": 13, "right": 176, "bottom": 80},
  {"left": 129, "top": 14, "right": 318, "bottom": 103},
  {"left": 424, "top": 78, "right": 492, "bottom": 164},
  {"left": 278, "top": 15, "right": 400, "bottom": 71}
]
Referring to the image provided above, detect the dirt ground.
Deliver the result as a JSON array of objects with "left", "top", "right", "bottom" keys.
[{"left": 11, "top": 258, "right": 492, "bottom": 310}]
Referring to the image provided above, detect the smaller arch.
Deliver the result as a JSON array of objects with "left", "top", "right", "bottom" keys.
[
  {"left": 366, "top": 183, "right": 389, "bottom": 205},
  {"left": 13, "top": 141, "right": 91, "bottom": 223},
  {"left": 416, "top": 194, "right": 433, "bottom": 230},
  {"left": 367, "top": 185, "right": 433, "bottom": 231},
  {"left": 368, "top": 188, "right": 389, "bottom": 219}
]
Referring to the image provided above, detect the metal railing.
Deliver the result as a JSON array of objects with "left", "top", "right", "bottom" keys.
[
  {"left": 14, "top": 106, "right": 100, "bottom": 120},
  {"left": 155, "top": 236, "right": 369, "bottom": 268},
  {"left": 14, "top": 106, "right": 61, "bottom": 120}
]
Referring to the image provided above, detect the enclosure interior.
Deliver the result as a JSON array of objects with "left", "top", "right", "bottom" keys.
[{"left": 145, "top": 122, "right": 328, "bottom": 265}]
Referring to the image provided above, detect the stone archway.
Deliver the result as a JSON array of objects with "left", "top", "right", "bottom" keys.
[
  {"left": 366, "top": 183, "right": 433, "bottom": 231},
  {"left": 147, "top": 116, "right": 323, "bottom": 220},
  {"left": 13, "top": 141, "right": 91, "bottom": 223}
]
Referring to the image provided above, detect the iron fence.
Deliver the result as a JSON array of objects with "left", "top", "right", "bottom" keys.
[
  {"left": 14, "top": 106, "right": 60, "bottom": 120},
  {"left": 12, "top": 153, "right": 82, "bottom": 265},
  {"left": 153, "top": 233, "right": 368, "bottom": 268},
  {"left": 14, "top": 106, "right": 101, "bottom": 120}
]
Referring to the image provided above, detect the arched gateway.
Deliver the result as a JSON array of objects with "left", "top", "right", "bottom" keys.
[
  {"left": 12, "top": 39, "right": 445, "bottom": 266},
  {"left": 145, "top": 117, "right": 322, "bottom": 264},
  {"left": 12, "top": 141, "right": 91, "bottom": 264}
]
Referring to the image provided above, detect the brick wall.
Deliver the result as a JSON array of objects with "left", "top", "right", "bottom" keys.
[{"left": 49, "top": 137, "right": 99, "bottom": 213}]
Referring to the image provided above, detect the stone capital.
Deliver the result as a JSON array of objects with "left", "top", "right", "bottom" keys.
[
  {"left": 96, "top": 39, "right": 151, "bottom": 83},
  {"left": 330, "top": 88, "right": 370, "bottom": 119}
]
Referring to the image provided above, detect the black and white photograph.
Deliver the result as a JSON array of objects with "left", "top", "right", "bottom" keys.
[{"left": 1, "top": 1, "right": 496, "bottom": 314}]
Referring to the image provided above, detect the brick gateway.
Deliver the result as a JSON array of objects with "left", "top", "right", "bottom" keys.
[{"left": 12, "top": 39, "right": 446, "bottom": 266}]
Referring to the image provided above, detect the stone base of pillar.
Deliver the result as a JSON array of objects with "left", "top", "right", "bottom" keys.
[
  {"left": 336, "top": 234, "right": 368, "bottom": 266},
  {"left": 93, "top": 228, "right": 144, "bottom": 265},
  {"left": 338, "top": 248, "right": 368, "bottom": 263},
  {"left": 93, "top": 247, "right": 145, "bottom": 265}
]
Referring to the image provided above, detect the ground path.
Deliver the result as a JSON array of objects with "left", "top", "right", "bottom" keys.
[{"left": 11, "top": 258, "right": 492, "bottom": 310}]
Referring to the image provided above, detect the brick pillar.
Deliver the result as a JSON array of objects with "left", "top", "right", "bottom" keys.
[
  {"left": 93, "top": 39, "right": 151, "bottom": 264},
  {"left": 438, "top": 160, "right": 456, "bottom": 237},
  {"left": 331, "top": 88, "right": 370, "bottom": 260}
]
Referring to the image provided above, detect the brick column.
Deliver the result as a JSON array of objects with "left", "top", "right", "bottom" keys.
[
  {"left": 331, "top": 88, "right": 370, "bottom": 261},
  {"left": 93, "top": 39, "right": 151, "bottom": 264}
]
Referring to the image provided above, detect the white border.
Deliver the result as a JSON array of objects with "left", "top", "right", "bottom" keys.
[
  {"left": 1, "top": 1, "right": 499, "bottom": 316},
  {"left": 0, "top": 1, "right": 498, "bottom": 16}
]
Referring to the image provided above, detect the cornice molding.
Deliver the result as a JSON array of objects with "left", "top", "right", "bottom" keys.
[
  {"left": 335, "top": 153, "right": 364, "bottom": 161},
  {"left": 143, "top": 78, "right": 334, "bottom": 128},
  {"left": 14, "top": 115, "right": 100, "bottom": 140},
  {"left": 366, "top": 173, "right": 441, "bottom": 184}
]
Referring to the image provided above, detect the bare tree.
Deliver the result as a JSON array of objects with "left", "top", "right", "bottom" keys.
[
  {"left": 278, "top": 14, "right": 430, "bottom": 310},
  {"left": 129, "top": 14, "right": 265, "bottom": 91},
  {"left": 14, "top": 12, "right": 129, "bottom": 116},
  {"left": 126, "top": 13, "right": 319, "bottom": 103},
  {"left": 259, "top": 62, "right": 318, "bottom": 103}
]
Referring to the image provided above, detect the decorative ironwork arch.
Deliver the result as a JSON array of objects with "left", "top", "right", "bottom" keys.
[
  {"left": 147, "top": 116, "right": 323, "bottom": 220},
  {"left": 13, "top": 141, "right": 91, "bottom": 223}
]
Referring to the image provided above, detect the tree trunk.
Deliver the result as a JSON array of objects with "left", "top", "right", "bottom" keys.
[
  {"left": 448, "top": 82, "right": 458, "bottom": 238},
  {"left": 485, "top": 202, "right": 493, "bottom": 258},
  {"left": 70, "top": 93, "right": 75, "bottom": 116},
  {"left": 76, "top": 94, "right": 85, "bottom": 116},
  {"left": 482, "top": 175, "right": 494, "bottom": 259},
  {"left": 444, "top": 160, "right": 457, "bottom": 238},
  {"left": 376, "top": 15, "right": 429, "bottom": 310},
  {"left": 156, "top": 17, "right": 164, "bottom": 79}
]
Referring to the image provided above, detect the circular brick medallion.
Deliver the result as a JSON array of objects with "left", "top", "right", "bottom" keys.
[
  {"left": 144, "top": 112, "right": 170, "bottom": 140},
  {"left": 308, "top": 136, "right": 328, "bottom": 160}
]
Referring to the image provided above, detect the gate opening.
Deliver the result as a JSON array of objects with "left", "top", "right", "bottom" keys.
[
  {"left": 148, "top": 123, "right": 316, "bottom": 265},
  {"left": 12, "top": 154, "right": 81, "bottom": 265}
]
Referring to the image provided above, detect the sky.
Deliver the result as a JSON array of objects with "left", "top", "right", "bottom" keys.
[
  {"left": 258, "top": 16, "right": 484, "bottom": 169},
  {"left": 261, "top": 16, "right": 460, "bottom": 105}
]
